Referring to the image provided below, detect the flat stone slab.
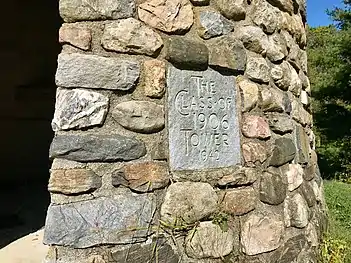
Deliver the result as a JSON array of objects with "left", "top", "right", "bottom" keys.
[
  {"left": 167, "top": 65, "right": 241, "bottom": 170},
  {"left": 59, "top": 0, "right": 135, "bottom": 22},
  {"left": 49, "top": 134, "right": 146, "bottom": 162},
  {"left": 44, "top": 194, "right": 156, "bottom": 248},
  {"left": 51, "top": 88, "right": 109, "bottom": 131},
  {"left": 56, "top": 53, "right": 140, "bottom": 91}
]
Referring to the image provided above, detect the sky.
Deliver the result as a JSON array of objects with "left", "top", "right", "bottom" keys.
[{"left": 307, "top": 0, "right": 344, "bottom": 27}]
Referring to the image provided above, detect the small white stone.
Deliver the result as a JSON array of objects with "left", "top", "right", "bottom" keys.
[
  {"left": 286, "top": 164, "right": 304, "bottom": 191},
  {"left": 301, "top": 90, "right": 309, "bottom": 105},
  {"left": 51, "top": 88, "right": 109, "bottom": 131}
]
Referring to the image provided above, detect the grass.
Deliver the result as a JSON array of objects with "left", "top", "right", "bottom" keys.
[{"left": 323, "top": 180, "right": 351, "bottom": 263}]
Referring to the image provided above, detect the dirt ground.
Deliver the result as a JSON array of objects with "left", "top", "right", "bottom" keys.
[{"left": 0, "top": 228, "right": 48, "bottom": 263}]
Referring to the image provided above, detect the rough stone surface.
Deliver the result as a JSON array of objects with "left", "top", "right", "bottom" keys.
[
  {"left": 48, "top": 169, "right": 101, "bottom": 195},
  {"left": 220, "top": 187, "right": 257, "bottom": 215},
  {"left": 51, "top": 158, "right": 86, "bottom": 170},
  {"left": 241, "top": 211, "right": 284, "bottom": 255},
  {"left": 217, "top": 167, "right": 259, "bottom": 187},
  {"left": 301, "top": 90, "right": 310, "bottom": 106},
  {"left": 198, "top": 11, "right": 234, "bottom": 39},
  {"left": 300, "top": 70, "right": 311, "bottom": 94},
  {"left": 287, "top": 193, "right": 309, "bottom": 228},
  {"left": 237, "top": 78, "right": 259, "bottom": 112},
  {"left": 242, "top": 115, "right": 271, "bottom": 139},
  {"left": 143, "top": 59, "right": 166, "bottom": 98},
  {"left": 289, "top": 64, "right": 303, "bottom": 96},
  {"left": 165, "top": 37, "right": 208, "bottom": 69},
  {"left": 160, "top": 182, "right": 218, "bottom": 225},
  {"left": 59, "top": 23, "right": 92, "bottom": 50},
  {"left": 300, "top": 181, "right": 317, "bottom": 207},
  {"left": 214, "top": 0, "right": 246, "bottom": 20},
  {"left": 112, "top": 162, "right": 170, "bottom": 192},
  {"left": 271, "top": 61, "right": 291, "bottom": 91},
  {"left": 260, "top": 171, "right": 287, "bottom": 205},
  {"left": 56, "top": 53, "right": 140, "bottom": 91},
  {"left": 49, "top": 134, "right": 146, "bottom": 162},
  {"left": 236, "top": 26, "right": 268, "bottom": 55},
  {"left": 286, "top": 164, "right": 304, "bottom": 191},
  {"left": 267, "top": 0, "right": 294, "bottom": 13},
  {"left": 167, "top": 65, "right": 241, "bottom": 170},
  {"left": 185, "top": 221, "right": 234, "bottom": 258},
  {"left": 267, "top": 113, "right": 294, "bottom": 134},
  {"left": 51, "top": 88, "right": 109, "bottom": 131},
  {"left": 291, "top": 99, "right": 312, "bottom": 126},
  {"left": 111, "top": 238, "right": 179, "bottom": 263},
  {"left": 209, "top": 36, "right": 247, "bottom": 72},
  {"left": 252, "top": 0, "right": 282, "bottom": 34},
  {"left": 270, "top": 137, "right": 296, "bottom": 166},
  {"left": 271, "top": 234, "right": 307, "bottom": 263},
  {"left": 295, "top": 125, "right": 310, "bottom": 164},
  {"left": 101, "top": 18, "right": 163, "bottom": 56},
  {"left": 190, "top": 0, "right": 209, "bottom": 5},
  {"left": 267, "top": 33, "right": 288, "bottom": 62},
  {"left": 59, "top": 0, "right": 135, "bottom": 22},
  {"left": 246, "top": 53, "right": 270, "bottom": 83},
  {"left": 260, "top": 86, "right": 289, "bottom": 113},
  {"left": 138, "top": 0, "right": 193, "bottom": 33},
  {"left": 242, "top": 141, "right": 268, "bottom": 164},
  {"left": 44, "top": 194, "right": 156, "bottom": 248},
  {"left": 112, "top": 101, "right": 165, "bottom": 133}
]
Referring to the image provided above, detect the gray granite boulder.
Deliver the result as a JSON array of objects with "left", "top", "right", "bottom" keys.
[{"left": 44, "top": 194, "right": 156, "bottom": 248}]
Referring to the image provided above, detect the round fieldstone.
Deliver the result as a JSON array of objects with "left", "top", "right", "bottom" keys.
[
  {"left": 160, "top": 182, "right": 218, "bottom": 225},
  {"left": 185, "top": 221, "right": 234, "bottom": 258}
]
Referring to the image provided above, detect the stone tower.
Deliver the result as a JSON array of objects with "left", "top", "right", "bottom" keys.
[{"left": 44, "top": 0, "right": 327, "bottom": 262}]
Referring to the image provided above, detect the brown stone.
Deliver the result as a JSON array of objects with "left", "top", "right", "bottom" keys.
[
  {"left": 208, "top": 36, "right": 247, "bottom": 72},
  {"left": 220, "top": 187, "right": 257, "bottom": 215},
  {"left": 214, "top": 0, "right": 246, "bottom": 20},
  {"left": 242, "top": 115, "right": 271, "bottom": 139},
  {"left": 143, "top": 59, "right": 166, "bottom": 98},
  {"left": 59, "top": 23, "right": 92, "bottom": 50},
  {"left": 138, "top": 0, "right": 193, "bottom": 33},
  {"left": 101, "top": 18, "right": 163, "bottom": 56},
  {"left": 48, "top": 169, "right": 101, "bottom": 195},
  {"left": 242, "top": 141, "right": 268, "bottom": 164},
  {"left": 112, "top": 162, "right": 170, "bottom": 192},
  {"left": 217, "top": 167, "right": 259, "bottom": 187},
  {"left": 237, "top": 78, "right": 259, "bottom": 112},
  {"left": 260, "top": 86, "right": 290, "bottom": 113}
]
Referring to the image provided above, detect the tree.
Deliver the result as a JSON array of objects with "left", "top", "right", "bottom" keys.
[{"left": 308, "top": 1, "right": 351, "bottom": 180}]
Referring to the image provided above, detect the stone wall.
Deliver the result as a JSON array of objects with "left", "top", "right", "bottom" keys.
[{"left": 44, "top": 0, "right": 327, "bottom": 262}]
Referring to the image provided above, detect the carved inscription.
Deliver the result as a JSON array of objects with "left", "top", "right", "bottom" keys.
[{"left": 168, "top": 66, "right": 241, "bottom": 171}]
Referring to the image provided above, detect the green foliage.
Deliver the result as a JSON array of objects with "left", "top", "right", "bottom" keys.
[
  {"left": 308, "top": 1, "right": 351, "bottom": 180},
  {"left": 321, "top": 236, "right": 347, "bottom": 263},
  {"left": 322, "top": 181, "right": 351, "bottom": 263}
]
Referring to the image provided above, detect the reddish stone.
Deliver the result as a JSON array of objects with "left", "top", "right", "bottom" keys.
[
  {"left": 112, "top": 161, "right": 170, "bottom": 192},
  {"left": 242, "top": 141, "right": 268, "bottom": 164},
  {"left": 48, "top": 169, "right": 101, "bottom": 195},
  {"left": 220, "top": 187, "right": 256, "bottom": 216},
  {"left": 59, "top": 23, "right": 92, "bottom": 50},
  {"left": 242, "top": 115, "right": 271, "bottom": 139}
]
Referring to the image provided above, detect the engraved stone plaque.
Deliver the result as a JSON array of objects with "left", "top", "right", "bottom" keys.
[{"left": 167, "top": 65, "right": 241, "bottom": 171}]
